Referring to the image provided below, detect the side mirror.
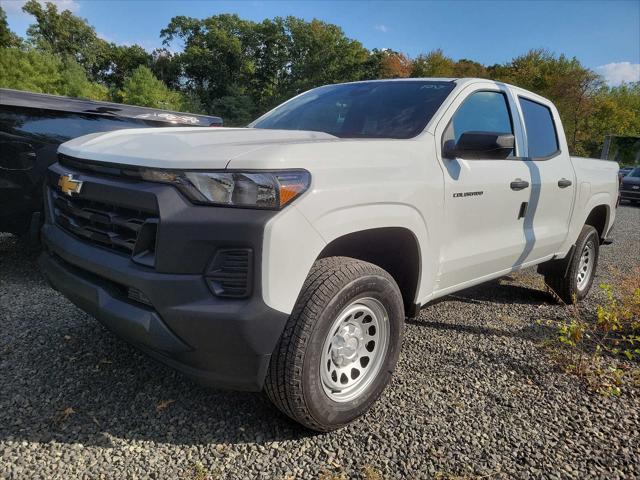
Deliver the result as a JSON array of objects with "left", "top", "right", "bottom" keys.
[{"left": 442, "top": 131, "right": 515, "bottom": 160}]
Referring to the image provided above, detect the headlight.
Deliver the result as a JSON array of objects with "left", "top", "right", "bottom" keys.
[{"left": 138, "top": 169, "right": 311, "bottom": 209}]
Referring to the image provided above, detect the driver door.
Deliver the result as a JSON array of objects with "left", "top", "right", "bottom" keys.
[{"left": 434, "top": 85, "right": 532, "bottom": 292}]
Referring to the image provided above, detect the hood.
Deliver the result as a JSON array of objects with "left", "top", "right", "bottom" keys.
[
  {"left": 621, "top": 175, "right": 640, "bottom": 186},
  {"left": 58, "top": 127, "right": 337, "bottom": 169}
]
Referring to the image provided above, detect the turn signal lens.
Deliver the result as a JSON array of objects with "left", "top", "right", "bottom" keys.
[{"left": 276, "top": 172, "right": 310, "bottom": 206}]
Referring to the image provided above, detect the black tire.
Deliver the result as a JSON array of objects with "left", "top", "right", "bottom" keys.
[
  {"left": 264, "top": 256, "right": 404, "bottom": 431},
  {"left": 544, "top": 225, "right": 599, "bottom": 303}
]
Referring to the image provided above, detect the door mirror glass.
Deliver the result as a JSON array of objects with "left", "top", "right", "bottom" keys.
[{"left": 443, "top": 131, "right": 515, "bottom": 160}]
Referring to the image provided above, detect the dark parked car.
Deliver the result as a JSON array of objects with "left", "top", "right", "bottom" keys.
[
  {"left": 620, "top": 167, "right": 640, "bottom": 204},
  {"left": 0, "top": 88, "right": 222, "bottom": 240},
  {"left": 618, "top": 166, "right": 634, "bottom": 181}
]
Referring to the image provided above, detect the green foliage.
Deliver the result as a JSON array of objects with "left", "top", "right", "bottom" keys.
[
  {"left": 160, "top": 14, "right": 370, "bottom": 119},
  {"left": 284, "top": 17, "right": 369, "bottom": 92},
  {"left": 0, "top": 47, "right": 106, "bottom": 100},
  {"left": 117, "top": 65, "right": 185, "bottom": 110},
  {"left": 549, "top": 268, "right": 640, "bottom": 395},
  {"left": 0, "top": 5, "right": 21, "bottom": 48},
  {"left": 2, "top": 5, "right": 638, "bottom": 140},
  {"left": 58, "top": 57, "right": 109, "bottom": 100},
  {"left": 493, "top": 49, "right": 606, "bottom": 156},
  {"left": 411, "top": 49, "right": 455, "bottom": 77},
  {"left": 0, "top": 47, "right": 62, "bottom": 93},
  {"left": 587, "top": 83, "right": 640, "bottom": 159},
  {"left": 151, "top": 48, "right": 182, "bottom": 90},
  {"left": 22, "top": 0, "right": 108, "bottom": 78},
  {"left": 97, "top": 43, "right": 152, "bottom": 90},
  {"left": 210, "top": 92, "right": 256, "bottom": 127}
]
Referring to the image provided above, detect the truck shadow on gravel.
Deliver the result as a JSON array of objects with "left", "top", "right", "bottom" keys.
[
  {"left": 0, "top": 234, "right": 558, "bottom": 448},
  {"left": 445, "top": 276, "right": 557, "bottom": 306}
]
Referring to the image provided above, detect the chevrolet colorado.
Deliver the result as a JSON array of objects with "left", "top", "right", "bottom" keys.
[{"left": 39, "top": 78, "right": 619, "bottom": 431}]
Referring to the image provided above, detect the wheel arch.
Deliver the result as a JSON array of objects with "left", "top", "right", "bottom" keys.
[
  {"left": 584, "top": 204, "right": 610, "bottom": 243},
  {"left": 317, "top": 227, "right": 422, "bottom": 315}
]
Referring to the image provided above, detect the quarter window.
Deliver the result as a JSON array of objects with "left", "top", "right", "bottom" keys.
[{"left": 519, "top": 97, "right": 559, "bottom": 158}]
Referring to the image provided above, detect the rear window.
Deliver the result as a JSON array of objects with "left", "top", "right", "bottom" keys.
[
  {"left": 250, "top": 81, "right": 455, "bottom": 139},
  {"left": 519, "top": 97, "right": 559, "bottom": 158}
]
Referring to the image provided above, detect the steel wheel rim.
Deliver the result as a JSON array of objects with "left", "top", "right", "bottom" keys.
[
  {"left": 320, "top": 297, "right": 390, "bottom": 403},
  {"left": 576, "top": 240, "right": 595, "bottom": 291}
]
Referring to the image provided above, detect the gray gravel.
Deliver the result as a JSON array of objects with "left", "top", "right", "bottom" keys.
[{"left": 1, "top": 205, "right": 639, "bottom": 480}]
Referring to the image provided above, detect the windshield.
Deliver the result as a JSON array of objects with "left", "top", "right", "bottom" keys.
[
  {"left": 250, "top": 81, "right": 455, "bottom": 139},
  {"left": 627, "top": 167, "right": 640, "bottom": 177}
]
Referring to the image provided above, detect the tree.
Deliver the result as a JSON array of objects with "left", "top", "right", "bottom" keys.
[
  {"left": 284, "top": 17, "right": 369, "bottom": 94},
  {"left": 2, "top": 7, "right": 637, "bottom": 153},
  {"left": 377, "top": 50, "right": 412, "bottom": 78},
  {"left": 59, "top": 57, "right": 109, "bottom": 100},
  {"left": 161, "top": 14, "right": 258, "bottom": 105},
  {"left": 117, "top": 65, "right": 185, "bottom": 110},
  {"left": 411, "top": 49, "right": 455, "bottom": 77},
  {"left": 151, "top": 48, "right": 182, "bottom": 90},
  {"left": 160, "top": 15, "right": 370, "bottom": 120},
  {"left": 584, "top": 82, "right": 640, "bottom": 157},
  {"left": 0, "top": 47, "right": 107, "bottom": 100},
  {"left": 0, "top": 5, "right": 21, "bottom": 48},
  {"left": 453, "top": 59, "right": 487, "bottom": 78},
  {"left": 22, "top": 0, "right": 109, "bottom": 79},
  {"left": 495, "top": 49, "right": 605, "bottom": 155},
  {"left": 97, "top": 43, "right": 152, "bottom": 89}
]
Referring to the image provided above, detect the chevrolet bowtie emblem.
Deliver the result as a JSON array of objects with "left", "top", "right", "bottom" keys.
[{"left": 58, "top": 174, "right": 83, "bottom": 196}]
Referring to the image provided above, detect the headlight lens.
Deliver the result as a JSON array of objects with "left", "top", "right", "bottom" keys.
[{"left": 138, "top": 169, "right": 310, "bottom": 209}]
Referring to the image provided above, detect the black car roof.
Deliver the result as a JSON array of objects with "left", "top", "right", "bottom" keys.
[{"left": 0, "top": 88, "right": 223, "bottom": 126}]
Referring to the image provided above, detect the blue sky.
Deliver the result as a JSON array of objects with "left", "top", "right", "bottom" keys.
[{"left": 3, "top": 0, "right": 639, "bottom": 84}]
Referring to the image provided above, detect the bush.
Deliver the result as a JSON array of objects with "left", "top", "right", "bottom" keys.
[
  {"left": 0, "top": 47, "right": 107, "bottom": 100},
  {"left": 117, "top": 65, "right": 186, "bottom": 111},
  {"left": 545, "top": 267, "right": 640, "bottom": 395}
]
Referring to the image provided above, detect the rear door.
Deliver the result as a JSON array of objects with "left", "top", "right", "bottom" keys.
[
  {"left": 434, "top": 83, "right": 533, "bottom": 291},
  {"left": 514, "top": 95, "right": 576, "bottom": 261}
]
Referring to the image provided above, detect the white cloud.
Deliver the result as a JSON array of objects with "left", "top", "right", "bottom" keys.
[
  {"left": 596, "top": 62, "right": 640, "bottom": 86},
  {"left": 374, "top": 24, "right": 389, "bottom": 33},
  {"left": 1, "top": 0, "right": 80, "bottom": 16}
]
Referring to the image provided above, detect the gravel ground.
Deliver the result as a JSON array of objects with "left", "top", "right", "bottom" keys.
[{"left": 1, "top": 204, "right": 639, "bottom": 480}]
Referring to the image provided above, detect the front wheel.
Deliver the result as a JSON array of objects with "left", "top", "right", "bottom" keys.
[
  {"left": 264, "top": 257, "right": 404, "bottom": 431},
  {"left": 543, "top": 225, "right": 599, "bottom": 303}
]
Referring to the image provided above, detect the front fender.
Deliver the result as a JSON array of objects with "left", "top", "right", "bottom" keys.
[{"left": 261, "top": 203, "right": 431, "bottom": 314}]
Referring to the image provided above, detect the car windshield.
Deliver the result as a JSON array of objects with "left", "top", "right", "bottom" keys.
[
  {"left": 250, "top": 81, "right": 455, "bottom": 139},
  {"left": 626, "top": 167, "right": 640, "bottom": 177}
]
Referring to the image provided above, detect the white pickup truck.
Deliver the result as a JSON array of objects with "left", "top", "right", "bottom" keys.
[{"left": 40, "top": 78, "right": 618, "bottom": 431}]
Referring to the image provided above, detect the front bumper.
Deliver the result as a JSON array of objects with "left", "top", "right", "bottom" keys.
[{"left": 40, "top": 160, "right": 289, "bottom": 391}]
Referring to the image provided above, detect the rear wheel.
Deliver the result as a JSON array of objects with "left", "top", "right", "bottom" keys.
[
  {"left": 264, "top": 257, "right": 404, "bottom": 431},
  {"left": 543, "top": 225, "right": 599, "bottom": 303}
]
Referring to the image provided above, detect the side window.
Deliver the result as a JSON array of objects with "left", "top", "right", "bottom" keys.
[
  {"left": 445, "top": 91, "right": 513, "bottom": 144},
  {"left": 518, "top": 97, "right": 559, "bottom": 158}
]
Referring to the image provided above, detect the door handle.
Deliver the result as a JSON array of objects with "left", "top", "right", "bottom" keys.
[
  {"left": 510, "top": 179, "right": 530, "bottom": 191},
  {"left": 558, "top": 178, "right": 572, "bottom": 188}
]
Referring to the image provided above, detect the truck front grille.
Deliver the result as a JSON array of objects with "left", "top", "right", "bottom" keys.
[{"left": 52, "top": 189, "right": 158, "bottom": 262}]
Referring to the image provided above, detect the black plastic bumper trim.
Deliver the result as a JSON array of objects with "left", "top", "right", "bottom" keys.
[
  {"left": 40, "top": 253, "right": 190, "bottom": 354},
  {"left": 40, "top": 222, "right": 290, "bottom": 391}
]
